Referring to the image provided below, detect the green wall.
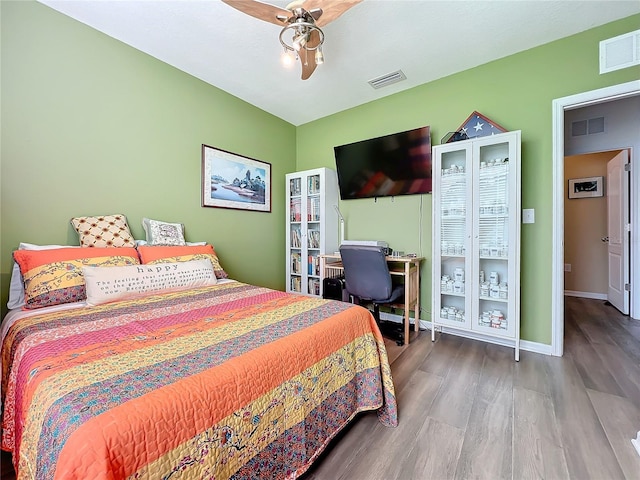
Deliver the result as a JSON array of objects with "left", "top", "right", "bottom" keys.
[
  {"left": 296, "top": 14, "right": 640, "bottom": 344},
  {"left": 1, "top": 1, "right": 296, "bottom": 315},
  {"left": 1, "top": 1, "right": 638, "bottom": 346}
]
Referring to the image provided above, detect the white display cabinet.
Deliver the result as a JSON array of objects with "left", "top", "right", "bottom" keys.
[
  {"left": 431, "top": 131, "right": 521, "bottom": 360},
  {"left": 286, "top": 167, "right": 339, "bottom": 296}
]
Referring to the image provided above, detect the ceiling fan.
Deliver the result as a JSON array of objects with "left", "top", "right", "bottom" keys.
[{"left": 222, "top": 0, "right": 362, "bottom": 80}]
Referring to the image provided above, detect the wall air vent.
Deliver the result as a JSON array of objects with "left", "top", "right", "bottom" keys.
[
  {"left": 571, "top": 117, "right": 605, "bottom": 137},
  {"left": 600, "top": 29, "right": 640, "bottom": 74},
  {"left": 572, "top": 120, "right": 587, "bottom": 136},
  {"left": 368, "top": 70, "right": 407, "bottom": 89},
  {"left": 588, "top": 116, "right": 605, "bottom": 134}
]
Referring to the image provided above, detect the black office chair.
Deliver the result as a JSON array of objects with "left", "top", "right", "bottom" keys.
[{"left": 339, "top": 245, "right": 405, "bottom": 345}]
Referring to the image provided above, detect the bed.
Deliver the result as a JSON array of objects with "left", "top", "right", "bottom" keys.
[{"left": 1, "top": 243, "right": 397, "bottom": 479}]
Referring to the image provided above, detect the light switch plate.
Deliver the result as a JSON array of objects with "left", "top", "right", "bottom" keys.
[{"left": 522, "top": 209, "right": 535, "bottom": 224}]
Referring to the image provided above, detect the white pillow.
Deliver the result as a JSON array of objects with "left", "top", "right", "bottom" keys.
[
  {"left": 83, "top": 259, "right": 216, "bottom": 306},
  {"left": 135, "top": 240, "right": 206, "bottom": 247},
  {"left": 141, "top": 218, "right": 186, "bottom": 246},
  {"left": 7, "top": 243, "right": 81, "bottom": 310}
]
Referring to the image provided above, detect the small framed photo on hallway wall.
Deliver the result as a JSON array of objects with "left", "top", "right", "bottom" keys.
[{"left": 568, "top": 176, "right": 604, "bottom": 199}]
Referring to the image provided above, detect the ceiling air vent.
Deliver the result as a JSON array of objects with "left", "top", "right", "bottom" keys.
[
  {"left": 600, "top": 29, "right": 640, "bottom": 74},
  {"left": 368, "top": 70, "right": 407, "bottom": 89}
]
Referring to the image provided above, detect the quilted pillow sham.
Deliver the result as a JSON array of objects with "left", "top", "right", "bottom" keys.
[
  {"left": 70, "top": 214, "right": 135, "bottom": 248},
  {"left": 141, "top": 217, "right": 186, "bottom": 246},
  {"left": 13, "top": 247, "right": 140, "bottom": 309},
  {"left": 137, "top": 244, "right": 228, "bottom": 279},
  {"left": 7, "top": 243, "right": 81, "bottom": 310},
  {"left": 83, "top": 259, "right": 216, "bottom": 306}
]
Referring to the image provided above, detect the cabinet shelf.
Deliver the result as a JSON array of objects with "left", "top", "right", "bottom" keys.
[{"left": 479, "top": 295, "right": 508, "bottom": 303}]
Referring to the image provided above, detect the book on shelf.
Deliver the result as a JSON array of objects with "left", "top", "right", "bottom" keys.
[
  {"left": 290, "top": 198, "right": 302, "bottom": 222},
  {"left": 307, "top": 230, "right": 320, "bottom": 248},
  {"left": 290, "top": 178, "right": 301, "bottom": 196},
  {"left": 308, "top": 278, "right": 320, "bottom": 296},
  {"left": 307, "top": 175, "right": 320, "bottom": 195},
  {"left": 306, "top": 197, "right": 321, "bottom": 222},
  {"left": 291, "top": 252, "right": 301, "bottom": 273},
  {"left": 290, "top": 228, "right": 301, "bottom": 248}
]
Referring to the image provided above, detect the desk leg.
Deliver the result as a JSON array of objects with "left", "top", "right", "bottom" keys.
[
  {"left": 414, "top": 262, "right": 420, "bottom": 333},
  {"left": 404, "top": 262, "right": 410, "bottom": 345}
]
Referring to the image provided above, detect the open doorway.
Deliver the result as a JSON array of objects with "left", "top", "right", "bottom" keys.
[
  {"left": 564, "top": 149, "right": 630, "bottom": 312},
  {"left": 552, "top": 80, "right": 640, "bottom": 357}
]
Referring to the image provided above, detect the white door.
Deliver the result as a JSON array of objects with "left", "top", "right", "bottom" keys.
[{"left": 606, "top": 150, "right": 630, "bottom": 314}]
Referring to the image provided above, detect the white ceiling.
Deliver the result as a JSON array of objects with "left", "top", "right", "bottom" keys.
[{"left": 38, "top": 0, "right": 640, "bottom": 126}]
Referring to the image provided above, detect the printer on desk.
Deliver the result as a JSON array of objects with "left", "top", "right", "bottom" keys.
[{"left": 340, "top": 240, "right": 392, "bottom": 256}]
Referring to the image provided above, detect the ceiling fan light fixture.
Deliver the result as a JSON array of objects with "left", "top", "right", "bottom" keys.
[
  {"left": 279, "top": 21, "right": 324, "bottom": 54},
  {"left": 281, "top": 49, "right": 296, "bottom": 67},
  {"left": 292, "top": 32, "right": 307, "bottom": 51},
  {"left": 221, "top": 0, "right": 363, "bottom": 80}
]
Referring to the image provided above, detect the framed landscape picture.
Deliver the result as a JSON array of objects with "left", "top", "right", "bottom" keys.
[{"left": 201, "top": 144, "right": 271, "bottom": 212}]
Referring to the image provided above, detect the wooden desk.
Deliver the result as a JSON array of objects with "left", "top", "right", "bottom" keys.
[{"left": 319, "top": 254, "right": 423, "bottom": 345}]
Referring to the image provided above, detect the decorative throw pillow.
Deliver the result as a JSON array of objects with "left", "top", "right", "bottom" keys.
[
  {"left": 83, "top": 259, "right": 216, "bottom": 306},
  {"left": 7, "top": 243, "right": 81, "bottom": 310},
  {"left": 13, "top": 247, "right": 140, "bottom": 309},
  {"left": 137, "top": 244, "right": 228, "bottom": 279},
  {"left": 70, "top": 214, "right": 135, "bottom": 248},
  {"left": 141, "top": 218, "right": 186, "bottom": 246}
]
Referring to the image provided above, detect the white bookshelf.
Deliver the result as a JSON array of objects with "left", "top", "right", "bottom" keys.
[{"left": 285, "top": 168, "right": 339, "bottom": 296}]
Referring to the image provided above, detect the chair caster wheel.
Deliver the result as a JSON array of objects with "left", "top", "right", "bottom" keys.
[{"left": 396, "top": 339, "right": 404, "bottom": 346}]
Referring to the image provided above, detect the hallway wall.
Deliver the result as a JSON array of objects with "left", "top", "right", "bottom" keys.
[{"left": 564, "top": 151, "right": 619, "bottom": 297}]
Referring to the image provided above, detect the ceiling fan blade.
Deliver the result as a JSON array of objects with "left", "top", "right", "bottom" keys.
[
  {"left": 222, "top": 0, "right": 291, "bottom": 26},
  {"left": 300, "top": 29, "right": 321, "bottom": 80},
  {"left": 302, "top": 0, "right": 362, "bottom": 27}
]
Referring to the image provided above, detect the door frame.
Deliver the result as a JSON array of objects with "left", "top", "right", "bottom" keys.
[{"left": 552, "top": 80, "right": 640, "bottom": 357}]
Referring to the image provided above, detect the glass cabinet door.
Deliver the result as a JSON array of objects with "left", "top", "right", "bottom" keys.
[
  {"left": 472, "top": 136, "right": 519, "bottom": 338},
  {"left": 434, "top": 144, "right": 473, "bottom": 330}
]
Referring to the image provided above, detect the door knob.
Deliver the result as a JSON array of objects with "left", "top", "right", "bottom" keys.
[{"left": 601, "top": 236, "right": 609, "bottom": 243}]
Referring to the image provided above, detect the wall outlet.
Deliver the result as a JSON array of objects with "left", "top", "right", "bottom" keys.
[{"left": 564, "top": 263, "right": 572, "bottom": 272}]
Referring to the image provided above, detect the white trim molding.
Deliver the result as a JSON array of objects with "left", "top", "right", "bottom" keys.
[
  {"left": 552, "top": 80, "right": 640, "bottom": 357},
  {"left": 632, "top": 431, "right": 640, "bottom": 458},
  {"left": 564, "top": 290, "right": 608, "bottom": 300}
]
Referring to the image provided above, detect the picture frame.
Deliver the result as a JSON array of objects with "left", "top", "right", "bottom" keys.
[
  {"left": 201, "top": 144, "right": 271, "bottom": 212},
  {"left": 568, "top": 176, "right": 604, "bottom": 199}
]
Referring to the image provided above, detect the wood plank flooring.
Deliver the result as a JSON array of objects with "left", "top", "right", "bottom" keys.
[
  {"left": 303, "top": 297, "right": 640, "bottom": 480},
  {"left": 2, "top": 297, "right": 639, "bottom": 479}
]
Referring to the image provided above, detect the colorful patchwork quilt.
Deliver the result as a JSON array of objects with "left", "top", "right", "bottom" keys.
[{"left": 1, "top": 281, "right": 397, "bottom": 479}]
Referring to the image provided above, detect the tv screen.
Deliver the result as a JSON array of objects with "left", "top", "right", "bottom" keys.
[{"left": 333, "top": 126, "right": 432, "bottom": 200}]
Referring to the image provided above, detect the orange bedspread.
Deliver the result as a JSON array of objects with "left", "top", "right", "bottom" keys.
[{"left": 1, "top": 281, "right": 397, "bottom": 479}]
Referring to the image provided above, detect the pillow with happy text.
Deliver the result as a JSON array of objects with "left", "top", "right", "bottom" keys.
[{"left": 83, "top": 259, "right": 217, "bottom": 305}]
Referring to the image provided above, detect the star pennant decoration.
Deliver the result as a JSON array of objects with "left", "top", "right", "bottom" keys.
[{"left": 446, "top": 111, "right": 507, "bottom": 143}]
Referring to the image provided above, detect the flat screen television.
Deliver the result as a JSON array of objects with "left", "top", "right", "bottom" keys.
[{"left": 333, "top": 125, "right": 432, "bottom": 200}]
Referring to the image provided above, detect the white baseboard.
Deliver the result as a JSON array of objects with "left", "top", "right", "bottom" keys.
[
  {"left": 564, "top": 290, "right": 607, "bottom": 300},
  {"left": 379, "top": 312, "right": 553, "bottom": 356},
  {"left": 632, "top": 431, "right": 640, "bottom": 458}
]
